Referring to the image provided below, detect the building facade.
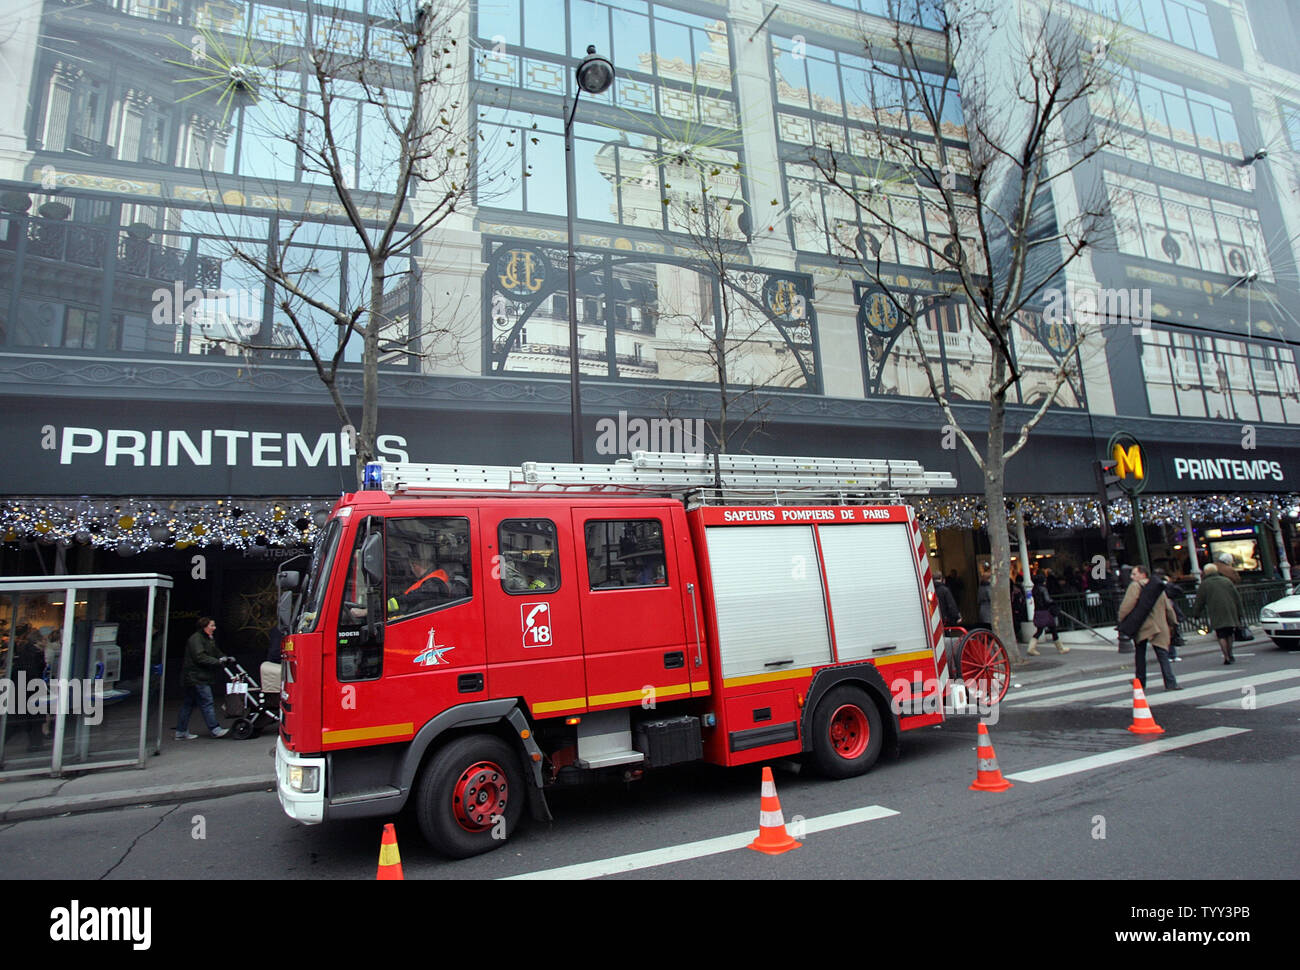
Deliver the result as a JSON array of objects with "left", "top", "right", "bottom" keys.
[{"left": 1, "top": 0, "right": 1299, "bottom": 648}]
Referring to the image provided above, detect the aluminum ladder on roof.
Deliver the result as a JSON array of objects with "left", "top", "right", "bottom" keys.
[{"left": 367, "top": 451, "right": 957, "bottom": 498}]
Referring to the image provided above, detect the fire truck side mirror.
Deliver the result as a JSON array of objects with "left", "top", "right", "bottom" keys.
[
  {"left": 360, "top": 533, "right": 385, "bottom": 587},
  {"left": 277, "top": 590, "right": 296, "bottom": 632},
  {"left": 276, "top": 570, "right": 302, "bottom": 590}
]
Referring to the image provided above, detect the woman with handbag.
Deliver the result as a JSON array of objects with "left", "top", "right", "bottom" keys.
[
  {"left": 1027, "top": 574, "right": 1069, "bottom": 655},
  {"left": 1191, "top": 563, "right": 1244, "bottom": 664}
]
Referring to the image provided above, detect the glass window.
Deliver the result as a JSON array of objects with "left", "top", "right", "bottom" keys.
[
  {"left": 499, "top": 519, "right": 560, "bottom": 593},
  {"left": 385, "top": 517, "right": 472, "bottom": 620},
  {"left": 337, "top": 516, "right": 385, "bottom": 681},
  {"left": 585, "top": 519, "right": 667, "bottom": 589}
]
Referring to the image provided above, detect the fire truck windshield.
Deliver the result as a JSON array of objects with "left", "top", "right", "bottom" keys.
[{"left": 294, "top": 517, "right": 342, "bottom": 634}]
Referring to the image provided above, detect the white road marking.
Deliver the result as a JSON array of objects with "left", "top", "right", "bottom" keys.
[
  {"left": 1003, "top": 727, "right": 1251, "bottom": 783},
  {"left": 1198, "top": 684, "right": 1300, "bottom": 710},
  {"left": 1017, "top": 669, "right": 1226, "bottom": 708},
  {"left": 501, "top": 804, "right": 899, "bottom": 880},
  {"left": 1007, "top": 672, "right": 1132, "bottom": 701},
  {"left": 1099, "top": 669, "right": 1300, "bottom": 708}
]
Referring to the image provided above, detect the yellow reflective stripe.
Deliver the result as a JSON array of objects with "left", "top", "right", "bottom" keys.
[
  {"left": 872, "top": 650, "right": 938, "bottom": 666},
  {"left": 532, "top": 696, "right": 587, "bottom": 714},
  {"left": 722, "top": 668, "right": 813, "bottom": 689},
  {"left": 588, "top": 683, "right": 692, "bottom": 707},
  {"left": 691, "top": 681, "right": 710, "bottom": 693},
  {"left": 322, "top": 722, "right": 414, "bottom": 744},
  {"left": 378, "top": 843, "right": 401, "bottom": 866}
]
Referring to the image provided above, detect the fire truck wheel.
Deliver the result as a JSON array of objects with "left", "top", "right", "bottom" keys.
[
  {"left": 416, "top": 735, "right": 525, "bottom": 859},
  {"left": 810, "top": 686, "right": 883, "bottom": 779}
]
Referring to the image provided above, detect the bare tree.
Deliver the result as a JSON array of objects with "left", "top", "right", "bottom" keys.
[
  {"left": 178, "top": 0, "right": 495, "bottom": 481},
  {"left": 804, "top": 0, "right": 1124, "bottom": 660}
]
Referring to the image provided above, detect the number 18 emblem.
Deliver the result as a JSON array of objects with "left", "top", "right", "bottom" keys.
[{"left": 522, "top": 602, "right": 552, "bottom": 648}]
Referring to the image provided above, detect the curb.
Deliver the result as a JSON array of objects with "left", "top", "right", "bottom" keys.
[{"left": 0, "top": 775, "right": 274, "bottom": 823}]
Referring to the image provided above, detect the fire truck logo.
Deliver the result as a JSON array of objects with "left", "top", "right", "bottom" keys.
[
  {"left": 415, "top": 629, "right": 455, "bottom": 666},
  {"left": 521, "top": 602, "right": 552, "bottom": 648}
]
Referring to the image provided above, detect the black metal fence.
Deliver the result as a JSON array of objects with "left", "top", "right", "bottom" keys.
[{"left": 1052, "top": 581, "right": 1292, "bottom": 634}]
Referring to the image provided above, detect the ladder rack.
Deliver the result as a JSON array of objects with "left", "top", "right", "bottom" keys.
[{"left": 366, "top": 452, "right": 956, "bottom": 501}]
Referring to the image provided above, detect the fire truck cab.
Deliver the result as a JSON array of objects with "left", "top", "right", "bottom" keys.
[{"left": 275, "top": 452, "right": 960, "bottom": 858}]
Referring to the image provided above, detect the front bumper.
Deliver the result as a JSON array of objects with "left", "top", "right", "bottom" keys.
[
  {"left": 276, "top": 735, "right": 326, "bottom": 824},
  {"left": 1260, "top": 617, "right": 1300, "bottom": 639}
]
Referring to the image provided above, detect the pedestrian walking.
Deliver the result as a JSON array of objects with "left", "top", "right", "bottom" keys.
[
  {"left": 175, "top": 617, "right": 231, "bottom": 739},
  {"left": 976, "top": 562, "right": 992, "bottom": 630},
  {"left": 1190, "top": 563, "right": 1244, "bottom": 665},
  {"left": 1155, "top": 568, "right": 1186, "bottom": 660},
  {"left": 1027, "top": 573, "right": 1070, "bottom": 655},
  {"left": 1117, "top": 565, "right": 1180, "bottom": 691},
  {"left": 934, "top": 575, "right": 962, "bottom": 628}
]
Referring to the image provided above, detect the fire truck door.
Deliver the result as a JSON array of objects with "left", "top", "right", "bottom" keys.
[
  {"left": 573, "top": 509, "right": 692, "bottom": 711},
  {"left": 322, "top": 512, "right": 485, "bottom": 750},
  {"left": 481, "top": 511, "right": 586, "bottom": 719}
]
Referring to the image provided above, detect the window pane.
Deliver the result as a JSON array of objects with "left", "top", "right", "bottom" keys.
[
  {"left": 385, "top": 517, "right": 472, "bottom": 619},
  {"left": 585, "top": 519, "right": 667, "bottom": 588},
  {"left": 500, "top": 519, "right": 560, "bottom": 592}
]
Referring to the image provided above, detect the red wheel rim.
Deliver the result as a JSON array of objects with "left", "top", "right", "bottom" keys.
[
  {"left": 452, "top": 760, "right": 508, "bottom": 832},
  {"left": 829, "top": 704, "right": 869, "bottom": 759},
  {"left": 960, "top": 630, "right": 1011, "bottom": 705}
]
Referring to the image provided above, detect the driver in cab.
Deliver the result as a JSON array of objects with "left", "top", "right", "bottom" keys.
[{"left": 387, "top": 550, "right": 468, "bottom": 618}]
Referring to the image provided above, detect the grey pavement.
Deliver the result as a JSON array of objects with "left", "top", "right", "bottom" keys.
[{"left": 0, "top": 628, "right": 1241, "bottom": 823}]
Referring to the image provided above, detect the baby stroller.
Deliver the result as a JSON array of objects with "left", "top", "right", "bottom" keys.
[{"left": 220, "top": 657, "right": 281, "bottom": 740}]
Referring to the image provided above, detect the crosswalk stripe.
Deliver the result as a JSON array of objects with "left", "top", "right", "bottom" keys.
[
  {"left": 1016, "top": 669, "right": 1226, "bottom": 708},
  {"left": 1198, "top": 685, "right": 1300, "bottom": 710},
  {"left": 501, "top": 804, "right": 899, "bottom": 880},
  {"left": 1007, "top": 672, "right": 1133, "bottom": 702},
  {"left": 1099, "top": 669, "right": 1300, "bottom": 708},
  {"left": 1004, "top": 727, "right": 1250, "bottom": 783}
]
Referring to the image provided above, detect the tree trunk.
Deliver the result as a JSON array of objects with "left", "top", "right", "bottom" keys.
[
  {"left": 356, "top": 258, "right": 384, "bottom": 484},
  {"left": 985, "top": 389, "right": 1022, "bottom": 665}
]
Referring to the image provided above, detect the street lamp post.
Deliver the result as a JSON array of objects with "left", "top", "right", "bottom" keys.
[{"left": 565, "top": 45, "right": 614, "bottom": 463}]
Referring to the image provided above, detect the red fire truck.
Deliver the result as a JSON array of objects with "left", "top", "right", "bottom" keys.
[{"left": 274, "top": 452, "right": 1008, "bottom": 858}]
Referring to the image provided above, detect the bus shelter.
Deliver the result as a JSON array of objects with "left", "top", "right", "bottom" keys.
[{"left": 0, "top": 573, "right": 172, "bottom": 778}]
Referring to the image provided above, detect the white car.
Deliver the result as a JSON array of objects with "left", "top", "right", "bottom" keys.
[{"left": 1259, "top": 594, "right": 1300, "bottom": 648}]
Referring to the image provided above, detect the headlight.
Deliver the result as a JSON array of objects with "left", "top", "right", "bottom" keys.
[
  {"left": 1261, "top": 608, "right": 1277, "bottom": 618},
  {"left": 288, "top": 765, "right": 320, "bottom": 793}
]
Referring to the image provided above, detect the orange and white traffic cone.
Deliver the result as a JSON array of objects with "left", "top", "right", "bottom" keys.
[
  {"left": 1126, "top": 679, "right": 1165, "bottom": 735},
  {"left": 968, "top": 721, "right": 1013, "bottom": 792},
  {"left": 376, "top": 822, "right": 404, "bottom": 880},
  {"left": 747, "top": 766, "right": 802, "bottom": 855}
]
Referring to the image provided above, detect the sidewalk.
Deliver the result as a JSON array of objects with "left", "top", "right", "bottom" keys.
[
  {"left": 0, "top": 631, "right": 1246, "bottom": 823},
  {"left": 0, "top": 697, "right": 276, "bottom": 823}
]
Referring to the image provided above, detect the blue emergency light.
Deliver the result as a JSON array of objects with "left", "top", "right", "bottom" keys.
[{"left": 362, "top": 462, "right": 384, "bottom": 490}]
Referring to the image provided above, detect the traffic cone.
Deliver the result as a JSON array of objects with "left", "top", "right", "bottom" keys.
[
  {"left": 747, "top": 766, "right": 802, "bottom": 855},
  {"left": 1126, "top": 679, "right": 1165, "bottom": 735},
  {"left": 376, "top": 823, "right": 404, "bottom": 880},
  {"left": 968, "top": 722, "right": 1013, "bottom": 792}
]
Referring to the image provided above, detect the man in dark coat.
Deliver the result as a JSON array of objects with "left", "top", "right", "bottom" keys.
[
  {"left": 934, "top": 576, "right": 961, "bottom": 628},
  {"left": 175, "top": 617, "right": 229, "bottom": 739}
]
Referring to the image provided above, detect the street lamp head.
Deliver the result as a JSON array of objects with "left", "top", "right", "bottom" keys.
[{"left": 576, "top": 45, "right": 615, "bottom": 95}]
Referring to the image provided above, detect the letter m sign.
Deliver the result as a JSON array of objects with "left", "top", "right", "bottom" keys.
[{"left": 1112, "top": 442, "right": 1144, "bottom": 483}]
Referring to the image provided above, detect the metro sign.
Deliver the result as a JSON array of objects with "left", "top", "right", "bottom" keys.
[{"left": 1107, "top": 431, "right": 1147, "bottom": 495}]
